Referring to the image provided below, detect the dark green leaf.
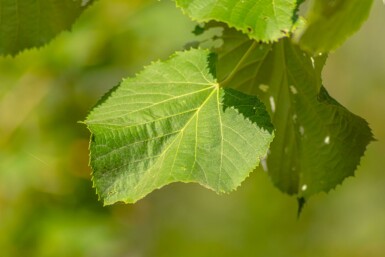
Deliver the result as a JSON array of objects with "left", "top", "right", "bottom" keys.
[
  {"left": 213, "top": 26, "right": 373, "bottom": 197},
  {"left": 0, "top": 0, "right": 93, "bottom": 56}
]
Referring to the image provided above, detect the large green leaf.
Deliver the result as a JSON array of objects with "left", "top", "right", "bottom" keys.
[
  {"left": 0, "top": 0, "right": 94, "bottom": 56},
  {"left": 175, "top": 0, "right": 299, "bottom": 42},
  {"left": 212, "top": 26, "right": 373, "bottom": 197},
  {"left": 85, "top": 49, "right": 274, "bottom": 205},
  {"left": 298, "top": 0, "right": 374, "bottom": 54}
]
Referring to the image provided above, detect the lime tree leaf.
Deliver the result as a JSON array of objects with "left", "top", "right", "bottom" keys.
[
  {"left": 297, "top": 0, "right": 374, "bottom": 54},
  {"left": 85, "top": 49, "right": 274, "bottom": 205},
  {"left": 175, "top": 0, "right": 299, "bottom": 42},
  {"left": 212, "top": 26, "right": 373, "bottom": 197},
  {"left": 0, "top": 0, "right": 94, "bottom": 56}
]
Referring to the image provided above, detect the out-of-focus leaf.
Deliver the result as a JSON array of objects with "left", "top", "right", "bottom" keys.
[
  {"left": 0, "top": 0, "right": 94, "bottom": 56},
  {"left": 85, "top": 49, "right": 274, "bottom": 205},
  {"left": 298, "top": 0, "right": 374, "bottom": 54}
]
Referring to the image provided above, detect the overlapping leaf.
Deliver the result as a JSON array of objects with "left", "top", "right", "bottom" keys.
[
  {"left": 0, "top": 0, "right": 94, "bottom": 55},
  {"left": 175, "top": 0, "right": 299, "bottom": 42},
  {"left": 212, "top": 26, "right": 373, "bottom": 197},
  {"left": 298, "top": 0, "right": 374, "bottom": 54},
  {"left": 85, "top": 49, "right": 274, "bottom": 205}
]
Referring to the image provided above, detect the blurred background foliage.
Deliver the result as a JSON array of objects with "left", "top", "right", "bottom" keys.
[{"left": 0, "top": 0, "right": 384, "bottom": 256}]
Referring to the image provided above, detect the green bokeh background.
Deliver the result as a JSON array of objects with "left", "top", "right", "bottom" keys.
[{"left": 1, "top": 1, "right": 384, "bottom": 256}]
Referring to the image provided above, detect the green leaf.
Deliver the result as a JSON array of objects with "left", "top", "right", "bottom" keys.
[
  {"left": 0, "top": 0, "right": 94, "bottom": 56},
  {"left": 85, "top": 49, "right": 274, "bottom": 205},
  {"left": 175, "top": 0, "right": 299, "bottom": 42},
  {"left": 212, "top": 26, "right": 373, "bottom": 197},
  {"left": 297, "top": 0, "right": 374, "bottom": 54}
]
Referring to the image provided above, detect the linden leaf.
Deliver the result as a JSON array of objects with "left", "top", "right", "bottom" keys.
[
  {"left": 0, "top": 0, "right": 93, "bottom": 56},
  {"left": 85, "top": 49, "right": 274, "bottom": 204},
  {"left": 176, "top": 0, "right": 299, "bottom": 42},
  {"left": 212, "top": 26, "right": 373, "bottom": 197},
  {"left": 298, "top": 0, "right": 374, "bottom": 54}
]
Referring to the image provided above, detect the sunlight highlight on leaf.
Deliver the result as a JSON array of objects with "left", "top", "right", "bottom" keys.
[{"left": 176, "top": 0, "right": 299, "bottom": 42}]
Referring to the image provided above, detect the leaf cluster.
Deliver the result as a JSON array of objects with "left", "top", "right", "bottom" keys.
[{"left": 1, "top": 0, "right": 375, "bottom": 206}]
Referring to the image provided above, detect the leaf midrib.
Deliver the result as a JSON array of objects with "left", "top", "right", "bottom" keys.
[
  {"left": 103, "top": 84, "right": 221, "bottom": 195},
  {"left": 87, "top": 85, "right": 216, "bottom": 125}
]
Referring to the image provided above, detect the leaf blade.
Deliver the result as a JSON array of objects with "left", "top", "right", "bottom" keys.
[
  {"left": 212, "top": 26, "right": 373, "bottom": 197},
  {"left": 298, "top": 0, "right": 374, "bottom": 54},
  {"left": 0, "top": 0, "right": 93, "bottom": 56},
  {"left": 86, "top": 49, "right": 274, "bottom": 204},
  {"left": 176, "top": 0, "right": 299, "bottom": 42}
]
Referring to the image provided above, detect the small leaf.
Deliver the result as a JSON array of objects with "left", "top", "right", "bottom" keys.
[
  {"left": 175, "top": 0, "right": 300, "bottom": 42},
  {"left": 212, "top": 26, "right": 373, "bottom": 197},
  {"left": 0, "top": 0, "right": 94, "bottom": 56},
  {"left": 85, "top": 49, "right": 274, "bottom": 205},
  {"left": 297, "top": 0, "right": 374, "bottom": 54}
]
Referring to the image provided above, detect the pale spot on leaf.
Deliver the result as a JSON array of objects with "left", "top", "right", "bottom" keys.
[
  {"left": 299, "top": 126, "right": 305, "bottom": 135},
  {"left": 310, "top": 57, "right": 315, "bottom": 68},
  {"left": 290, "top": 85, "right": 298, "bottom": 94},
  {"left": 259, "top": 84, "right": 269, "bottom": 92},
  {"left": 269, "top": 96, "right": 276, "bottom": 113},
  {"left": 324, "top": 136, "right": 330, "bottom": 144},
  {"left": 261, "top": 157, "right": 268, "bottom": 172}
]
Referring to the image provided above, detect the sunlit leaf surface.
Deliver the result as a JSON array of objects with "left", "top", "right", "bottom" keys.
[
  {"left": 176, "top": 0, "right": 299, "bottom": 42},
  {"left": 86, "top": 49, "right": 274, "bottom": 204}
]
